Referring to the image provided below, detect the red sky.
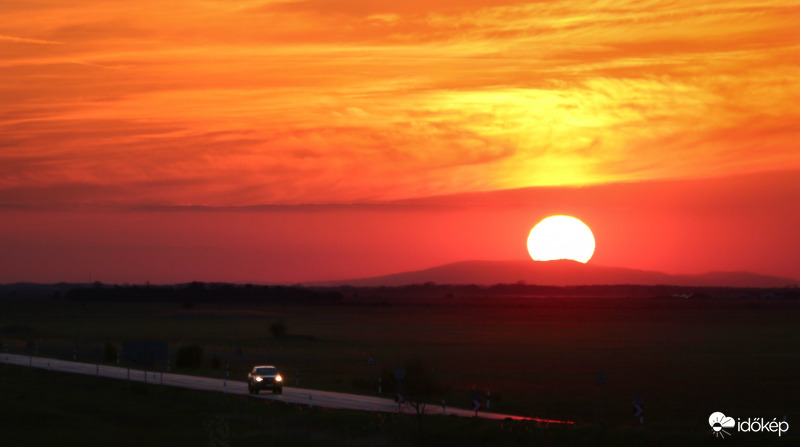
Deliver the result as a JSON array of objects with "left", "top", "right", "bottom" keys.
[{"left": 1, "top": 0, "right": 799, "bottom": 284}]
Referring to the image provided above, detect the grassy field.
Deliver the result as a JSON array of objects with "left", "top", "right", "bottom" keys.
[
  {"left": 1, "top": 294, "right": 799, "bottom": 440},
  {"left": 0, "top": 363, "right": 786, "bottom": 447}
]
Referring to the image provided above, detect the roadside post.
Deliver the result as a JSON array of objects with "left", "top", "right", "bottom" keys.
[
  {"left": 367, "top": 356, "right": 376, "bottom": 394},
  {"left": 471, "top": 387, "right": 481, "bottom": 416},
  {"left": 394, "top": 365, "right": 406, "bottom": 413},
  {"left": 224, "top": 363, "right": 228, "bottom": 393},
  {"left": 395, "top": 392, "right": 404, "bottom": 413},
  {"left": 633, "top": 397, "right": 644, "bottom": 425},
  {"left": 596, "top": 370, "right": 608, "bottom": 423}
]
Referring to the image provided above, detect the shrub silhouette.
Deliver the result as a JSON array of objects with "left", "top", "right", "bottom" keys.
[
  {"left": 269, "top": 321, "right": 287, "bottom": 338},
  {"left": 175, "top": 345, "right": 203, "bottom": 369},
  {"left": 102, "top": 343, "right": 118, "bottom": 363}
]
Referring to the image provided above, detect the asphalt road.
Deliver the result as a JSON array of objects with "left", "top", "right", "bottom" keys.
[{"left": 1, "top": 353, "right": 572, "bottom": 424}]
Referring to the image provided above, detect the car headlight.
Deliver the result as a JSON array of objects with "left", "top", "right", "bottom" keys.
[
  {"left": 255, "top": 376, "right": 263, "bottom": 382},
  {"left": 275, "top": 374, "right": 283, "bottom": 382}
]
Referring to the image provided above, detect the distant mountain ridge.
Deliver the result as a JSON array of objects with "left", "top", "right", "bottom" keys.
[{"left": 314, "top": 260, "right": 797, "bottom": 288}]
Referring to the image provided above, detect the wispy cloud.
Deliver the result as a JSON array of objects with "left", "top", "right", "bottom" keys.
[
  {"left": 2, "top": 0, "right": 799, "bottom": 206},
  {"left": 0, "top": 34, "right": 63, "bottom": 45}
]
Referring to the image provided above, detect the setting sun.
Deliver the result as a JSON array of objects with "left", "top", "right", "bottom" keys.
[{"left": 527, "top": 216, "right": 596, "bottom": 263}]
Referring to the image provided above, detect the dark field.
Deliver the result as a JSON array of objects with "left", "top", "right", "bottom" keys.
[{"left": 2, "top": 292, "right": 799, "bottom": 444}]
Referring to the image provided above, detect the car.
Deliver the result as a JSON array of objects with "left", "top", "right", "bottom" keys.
[{"left": 247, "top": 365, "right": 283, "bottom": 394}]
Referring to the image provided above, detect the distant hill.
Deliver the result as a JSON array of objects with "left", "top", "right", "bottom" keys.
[{"left": 314, "top": 260, "right": 798, "bottom": 288}]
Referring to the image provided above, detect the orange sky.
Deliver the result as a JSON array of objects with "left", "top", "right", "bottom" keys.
[{"left": 1, "top": 1, "right": 799, "bottom": 283}]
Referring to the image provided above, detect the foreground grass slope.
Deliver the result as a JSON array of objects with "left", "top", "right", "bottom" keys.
[{"left": 0, "top": 364, "right": 785, "bottom": 446}]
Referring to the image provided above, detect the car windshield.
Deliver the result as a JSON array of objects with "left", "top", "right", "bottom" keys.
[{"left": 255, "top": 367, "right": 277, "bottom": 375}]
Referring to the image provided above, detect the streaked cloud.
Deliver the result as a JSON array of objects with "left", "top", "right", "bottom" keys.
[
  {"left": 0, "top": 34, "right": 63, "bottom": 45},
  {"left": 1, "top": 0, "right": 799, "bottom": 206}
]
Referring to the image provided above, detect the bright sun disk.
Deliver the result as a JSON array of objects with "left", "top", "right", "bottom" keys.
[{"left": 527, "top": 215, "right": 595, "bottom": 263}]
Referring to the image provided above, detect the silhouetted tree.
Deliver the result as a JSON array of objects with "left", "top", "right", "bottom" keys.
[
  {"left": 402, "top": 358, "right": 446, "bottom": 430},
  {"left": 102, "top": 343, "right": 118, "bottom": 363},
  {"left": 269, "top": 321, "right": 287, "bottom": 338},
  {"left": 175, "top": 345, "right": 203, "bottom": 369}
]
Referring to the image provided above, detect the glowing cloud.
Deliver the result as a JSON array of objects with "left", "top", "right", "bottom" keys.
[{"left": 1, "top": 0, "right": 799, "bottom": 206}]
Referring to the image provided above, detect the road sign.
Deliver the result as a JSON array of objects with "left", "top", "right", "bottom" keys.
[
  {"left": 471, "top": 388, "right": 481, "bottom": 414},
  {"left": 633, "top": 397, "right": 644, "bottom": 424},
  {"left": 596, "top": 370, "right": 608, "bottom": 387},
  {"left": 395, "top": 393, "right": 404, "bottom": 404}
]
